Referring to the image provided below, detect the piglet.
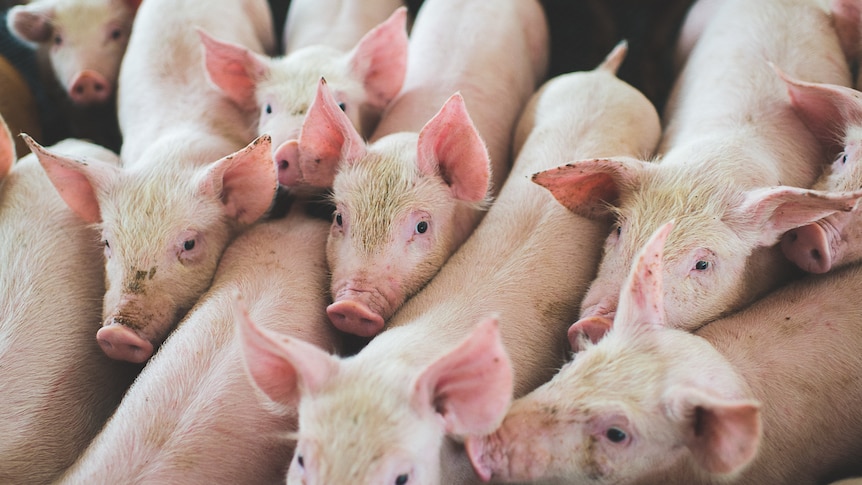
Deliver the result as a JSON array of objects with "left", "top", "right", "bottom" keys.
[
  {"left": 467, "top": 220, "right": 862, "bottom": 485},
  {"left": 57, "top": 201, "right": 340, "bottom": 484},
  {"left": 289, "top": 0, "right": 550, "bottom": 336},
  {"left": 0, "top": 126, "right": 139, "bottom": 484},
  {"left": 535, "top": 0, "right": 862, "bottom": 340},
  {"left": 776, "top": 72, "right": 862, "bottom": 273},
  {"left": 237, "top": 43, "right": 662, "bottom": 484},
  {"left": 199, "top": 6, "right": 408, "bottom": 185},
  {"left": 282, "top": 0, "right": 406, "bottom": 54},
  {"left": 27, "top": 0, "right": 279, "bottom": 364},
  {"left": 7, "top": 0, "right": 141, "bottom": 105}
]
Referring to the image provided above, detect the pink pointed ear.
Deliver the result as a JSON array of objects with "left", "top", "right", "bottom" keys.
[
  {"left": 0, "top": 117, "right": 14, "bottom": 180},
  {"left": 416, "top": 93, "right": 490, "bottom": 203},
  {"left": 22, "top": 133, "right": 115, "bottom": 223},
  {"left": 666, "top": 386, "right": 762, "bottom": 475},
  {"left": 199, "top": 28, "right": 269, "bottom": 110},
  {"left": 597, "top": 39, "right": 628, "bottom": 74},
  {"left": 293, "top": 77, "right": 367, "bottom": 187},
  {"left": 831, "top": 0, "right": 862, "bottom": 62},
  {"left": 532, "top": 157, "right": 647, "bottom": 219},
  {"left": 7, "top": 3, "right": 56, "bottom": 44},
  {"left": 774, "top": 66, "right": 862, "bottom": 150},
  {"left": 347, "top": 6, "right": 408, "bottom": 109},
  {"left": 234, "top": 292, "right": 338, "bottom": 406},
  {"left": 199, "top": 134, "right": 277, "bottom": 225},
  {"left": 738, "top": 186, "right": 862, "bottom": 246},
  {"left": 615, "top": 221, "right": 673, "bottom": 334},
  {"left": 411, "top": 316, "right": 513, "bottom": 436}
]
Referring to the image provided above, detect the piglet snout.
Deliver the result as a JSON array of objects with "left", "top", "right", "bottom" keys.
[
  {"left": 781, "top": 224, "right": 833, "bottom": 274},
  {"left": 327, "top": 300, "right": 385, "bottom": 337},
  {"left": 274, "top": 140, "right": 303, "bottom": 187},
  {"left": 96, "top": 323, "right": 153, "bottom": 364},
  {"left": 69, "top": 70, "right": 111, "bottom": 105}
]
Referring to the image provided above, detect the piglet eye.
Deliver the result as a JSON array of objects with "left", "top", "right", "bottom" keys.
[
  {"left": 335, "top": 213, "right": 343, "bottom": 226},
  {"left": 416, "top": 221, "right": 428, "bottom": 234},
  {"left": 606, "top": 427, "right": 627, "bottom": 443},
  {"left": 616, "top": 225, "right": 622, "bottom": 236},
  {"left": 694, "top": 260, "right": 709, "bottom": 271},
  {"left": 265, "top": 104, "right": 272, "bottom": 115},
  {"left": 337, "top": 102, "right": 346, "bottom": 112},
  {"left": 183, "top": 239, "right": 196, "bottom": 251},
  {"left": 395, "top": 474, "right": 409, "bottom": 485},
  {"left": 110, "top": 28, "right": 122, "bottom": 40},
  {"left": 104, "top": 240, "right": 110, "bottom": 248},
  {"left": 296, "top": 454, "right": 304, "bottom": 468},
  {"left": 842, "top": 153, "right": 848, "bottom": 164},
  {"left": 53, "top": 35, "right": 62, "bottom": 45}
]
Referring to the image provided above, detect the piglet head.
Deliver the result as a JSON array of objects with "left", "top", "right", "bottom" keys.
[
  {"left": 25, "top": 134, "right": 276, "bottom": 363},
  {"left": 326, "top": 93, "right": 491, "bottom": 337},
  {"left": 8, "top": 0, "right": 140, "bottom": 105},
  {"left": 774, "top": 69, "right": 862, "bottom": 272},
  {"left": 466, "top": 222, "right": 761, "bottom": 483},
  {"left": 237, "top": 301, "right": 512, "bottom": 485}
]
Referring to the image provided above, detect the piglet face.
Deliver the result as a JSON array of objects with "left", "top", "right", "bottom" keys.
[
  {"left": 8, "top": 0, "right": 139, "bottom": 104},
  {"left": 326, "top": 137, "right": 457, "bottom": 336}
]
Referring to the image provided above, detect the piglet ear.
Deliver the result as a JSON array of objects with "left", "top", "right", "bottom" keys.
[
  {"left": 347, "top": 6, "right": 409, "bottom": 109},
  {"left": 0, "top": 116, "right": 14, "bottom": 180},
  {"left": 23, "top": 133, "right": 115, "bottom": 223},
  {"left": 417, "top": 93, "right": 491, "bottom": 203},
  {"left": 199, "top": 29, "right": 268, "bottom": 111},
  {"left": 532, "top": 157, "right": 647, "bottom": 220},
  {"left": 199, "top": 134, "right": 277, "bottom": 225},
  {"left": 7, "top": 3, "right": 55, "bottom": 44},
  {"left": 665, "top": 386, "right": 762, "bottom": 475},
  {"left": 234, "top": 292, "right": 338, "bottom": 407},
  {"left": 597, "top": 39, "right": 628, "bottom": 74},
  {"left": 830, "top": 0, "right": 862, "bottom": 62},
  {"left": 738, "top": 185, "right": 862, "bottom": 247},
  {"left": 774, "top": 66, "right": 862, "bottom": 151},
  {"left": 615, "top": 221, "right": 673, "bottom": 335},
  {"left": 412, "top": 316, "right": 513, "bottom": 436},
  {"left": 291, "top": 77, "right": 366, "bottom": 188}
]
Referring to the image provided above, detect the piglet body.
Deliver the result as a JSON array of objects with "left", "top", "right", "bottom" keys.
[
  {"left": 57, "top": 202, "right": 339, "bottom": 484},
  {"left": 0, "top": 129, "right": 139, "bottom": 484}
]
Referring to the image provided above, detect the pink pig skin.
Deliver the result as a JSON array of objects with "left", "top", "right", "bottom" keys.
[
  {"left": 236, "top": 44, "right": 662, "bottom": 484},
  {"left": 299, "top": 0, "right": 550, "bottom": 336},
  {"left": 283, "top": 0, "right": 406, "bottom": 54},
  {"left": 543, "top": 0, "right": 862, "bottom": 339},
  {"left": 776, "top": 72, "right": 862, "bottom": 273},
  {"left": 0, "top": 134, "right": 139, "bottom": 484},
  {"left": 26, "top": 0, "right": 279, "bottom": 364},
  {"left": 467, "top": 222, "right": 862, "bottom": 485},
  {"left": 7, "top": 0, "right": 141, "bottom": 105},
  {"left": 56, "top": 202, "right": 340, "bottom": 484}
]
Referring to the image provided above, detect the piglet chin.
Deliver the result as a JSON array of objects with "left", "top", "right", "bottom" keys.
[
  {"left": 326, "top": 299, "right": 385, "bottom": 337},
  {"left": 96, "top": 324, "right": 154, "bottom": 364}
]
